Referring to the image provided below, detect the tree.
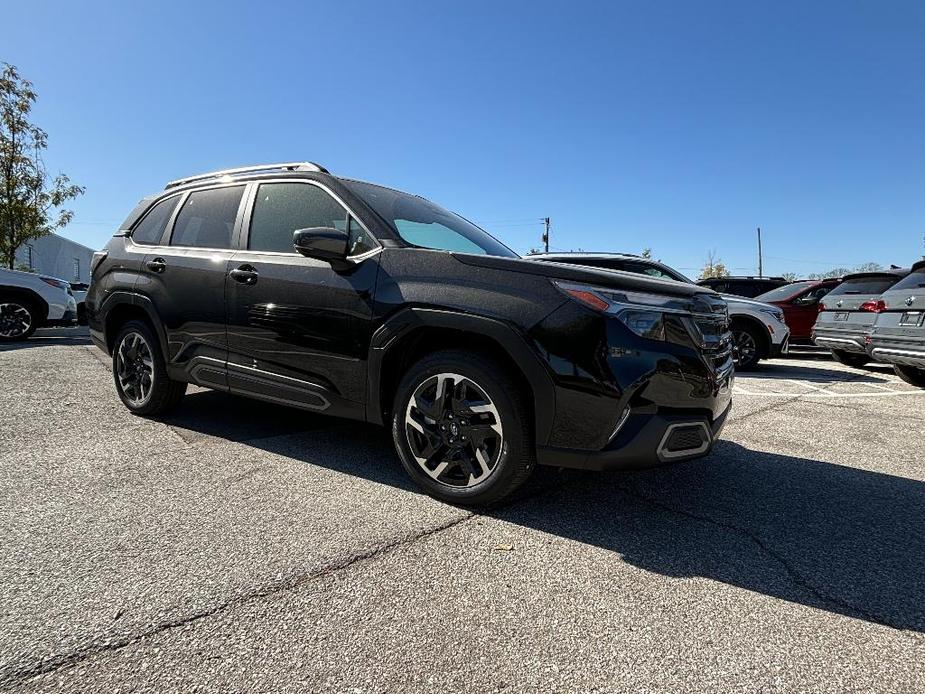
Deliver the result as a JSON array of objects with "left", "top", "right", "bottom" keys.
[
  {"left": 641, "top": 247, "right": 652, "bottom": 259},
  {"left": 699, "top": 250, "right": 730, "bottom": 279},
  {"left": 782, "top": 272, "right": 798, "bottom": 282},
  {"left": 0, "top": 63, "right": 84, "bottom": 269},
  {"left": 853, "top": 262, "right": 883, "bottom": 273}
]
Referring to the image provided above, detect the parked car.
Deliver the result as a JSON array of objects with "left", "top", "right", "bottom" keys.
[
  {"left": 754, "top": 278, "right": 841, "bottom": 343},
  {"left": 812, "top": 268, "right": 909, "bottom": 367},
  {"left": 69, "top": 281, "right": 90, "bottom": 325},
  {"left": 697, "top": 276, "right": 788, "bottom": 298},
  {"left": 0, "top": 267, "right": 78, "bottom": 340},
  {"left": 867, "top": 260, "right": 925, "bottom": 386},
  {"left": 87, "top": 162, "right": 734, "bottom": 505},
  {"left": 530, "top": 253, "right": 789, "bottom": 370}
]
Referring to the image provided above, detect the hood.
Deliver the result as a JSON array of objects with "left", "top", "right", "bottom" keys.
[
  {"left": 458, "top": 253, "right": 714, "bottom": 299},
  {"left": 721, "top": 294, "right": 779, "bottom": 310}
]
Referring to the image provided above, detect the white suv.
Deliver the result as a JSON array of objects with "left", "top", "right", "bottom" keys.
[
  {"left": 0, "top": 267, "right": 78, "bottom": 340},
  {"left": 528, "top": 253, "right": 790, "bottom": 369}
]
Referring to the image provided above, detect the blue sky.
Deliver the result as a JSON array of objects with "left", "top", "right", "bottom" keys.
[{"left": 5, "top": 0, "right": 924, "bottom": 276}]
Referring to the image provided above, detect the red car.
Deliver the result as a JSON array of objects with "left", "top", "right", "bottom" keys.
[{"left": 754, "top": 279, "right": 841, "bottom": 343}]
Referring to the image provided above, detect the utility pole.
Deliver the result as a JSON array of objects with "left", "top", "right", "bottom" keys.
[
  {"left": 542, "top": 217, "right": 550, "bottom": 253},
  {"left": 757, "top": 226, "right": 763, "bottom": 278}
]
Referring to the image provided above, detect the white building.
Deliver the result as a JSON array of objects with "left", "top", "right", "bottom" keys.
[{"left": 14, "top": 233, "right": 97, "bottom": 284}]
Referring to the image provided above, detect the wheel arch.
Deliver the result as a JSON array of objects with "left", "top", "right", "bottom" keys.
[
  {"left": 100, "top": 292, "right": 169, "bottom": 358},
  {"left": 730, "top": 313, "right": 771, "bottom": 358},
  {"left": 0, "top": 285, "right": 50, "bottom": 325},
  {"left": 368, "top": 307, "right": 556, "bottom": 445}
]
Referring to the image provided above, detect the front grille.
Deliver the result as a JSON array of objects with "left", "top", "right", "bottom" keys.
[{"left": 691, "top": 301, "right": 733, "bottom": 372}]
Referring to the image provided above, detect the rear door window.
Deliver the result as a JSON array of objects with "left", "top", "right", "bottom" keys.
[
  {"left": 170, "top": 186, "right": 245, "bottom": 249},
  {"left": 132, "top": 195, "right": 181, "bottom": 245}
]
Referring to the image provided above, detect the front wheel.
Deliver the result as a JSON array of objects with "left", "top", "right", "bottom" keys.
[
  {"left": 731, "top": 323, "right": 763, "bottom": 371},
  {"left": 0, "top": 297, "right": 39, "bottom": 341},
  {"left": 831, "top": 350, "right": 870, "bottom": 368},
  {"left": 391, "top": 350, "right": 535, "bottom": 506},
  {"left": 894, "top": 365, "right": 925, "bottom": 388},
  {"left": 112, "top": 320, "right": 187, "bottom": 415}
]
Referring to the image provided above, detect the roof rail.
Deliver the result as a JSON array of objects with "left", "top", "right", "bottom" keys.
[{"left": 164, "top": 162, "right": 329, "bottom": 190}]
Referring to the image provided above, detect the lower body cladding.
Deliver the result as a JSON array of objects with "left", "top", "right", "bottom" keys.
[{"left": 530, "top": 304, "right": 734, "bottom": 471}]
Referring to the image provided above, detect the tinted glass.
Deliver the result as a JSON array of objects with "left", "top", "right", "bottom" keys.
[
  {"left": 828, "top": 276, "right": 900, "bottom": 295},
  {"left": 889, "top": 271, "right": 925, "bottom": 290},
  {"left": 170, "top": 186, "right": 245, "bottom": 249},
  {"left": 249, "top": 182, "right": 354, "bottom": 254},
  {"left": 624, "top": 261, "right": 689, "bottom": 283},
  {"left": 755, "top": 282, "right": 815, "bottom": 302},
  {"left": 132, "top": 195, "right": 181, "bottom": 245},
  {"left": 345, "top": 180, "right": 517, "bottom": 258}
]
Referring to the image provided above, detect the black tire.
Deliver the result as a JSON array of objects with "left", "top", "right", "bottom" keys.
[
  {"left": 391, "top": 349, "right": 535, "bottom": 507},
  {"left": 0, "top": 296, "right": 39, "bottom": 341},
  {"left": 112, "top": 320, "right": 186, "bottom": 415},
  {"left": 731, "top": 321, "right": 763, "bottom": 371},
  {"left": 894, "top": 365, "right": 925, "bottom": 388},
  {"left": 831, "top": 350, "right": 870, "bottom": 368}
]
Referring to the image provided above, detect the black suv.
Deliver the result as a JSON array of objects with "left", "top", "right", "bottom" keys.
[
  {"left": 87, "top": 162, "right": 733, "bottom": 505},
  {"left": 697, "top": 276, "right": 788, "bottom": 298}
]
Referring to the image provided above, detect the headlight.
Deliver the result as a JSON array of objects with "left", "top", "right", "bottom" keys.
[
  {"left": 759, "top": 307, "right": 785, "bottom": 322},
  {"left": 553, "top": 280, "right": 699, "bottom": 340}
]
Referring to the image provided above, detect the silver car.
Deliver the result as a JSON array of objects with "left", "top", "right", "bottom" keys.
[
  {"left": 812, "top": 268, "right": 909, "bottom": 367},
  {"left": 867, "top": 260, "right": 925, "bottom": 387}
]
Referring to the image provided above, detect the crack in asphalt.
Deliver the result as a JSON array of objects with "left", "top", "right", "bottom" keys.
[
  {"left": 610, "top": 480, "right": 917, "bottom": 633},
  {"left": 0, "top": 512, "right": 476, "bottom": 691}
]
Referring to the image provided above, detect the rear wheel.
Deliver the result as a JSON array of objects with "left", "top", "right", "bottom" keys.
[
  {"left": 391, "top": 349, "right": 535, "bottom": 506},
  {"left": 112, "top": 320, "right": 186, "bottom": 415},
  {"left": 894, "top": 365, "right": 925, "bottom": 388},
  {"left": 0, "top": 297, "right": 39, "bottom": 341},
  {"left": 731, "top": 322, "right": 763, "bottom": 371},
  {"left": 831, "top": 350, "right": 870, "bottom": 368}
]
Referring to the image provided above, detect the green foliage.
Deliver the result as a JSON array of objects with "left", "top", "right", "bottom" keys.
[
  {"left": 641, "top": 247, "right": 652, "bottom": 259},
  {"left": 0, "top": 63, "right": 84, "bottom": 269},
  {"left": 699, "top": 250, "right": 730, "bottom": 279}
]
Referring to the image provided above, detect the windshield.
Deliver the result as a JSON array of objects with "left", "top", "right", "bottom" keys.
[
  {"left": 755, "top": 282, "right": 814, "bottom": 302},
  {"left": 344, "top": 180, "right": 518, "bottom": 258},
  {"left": 828, "top": 276, "right": 900, "bottom": 295}
]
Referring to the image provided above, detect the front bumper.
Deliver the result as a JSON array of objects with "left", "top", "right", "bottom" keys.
[
  {"left": 769, "top": 334, "right": 790, "bottom": 358},
  {"left": 536, "top": 400, "right": 732, "bottom": 471},
  {"left": 45, "top": 309, "right": 78, "bottom": 328}
]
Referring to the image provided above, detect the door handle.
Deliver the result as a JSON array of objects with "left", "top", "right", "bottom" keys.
[
  {"left": 229, "top": 265, "right": 259, "bottom": 285},
  {"left": 146, "top": 257, "right": 166, "bottom": 273}
]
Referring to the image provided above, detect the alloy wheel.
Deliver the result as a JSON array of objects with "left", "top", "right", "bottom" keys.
[
  {"left": 115, "top": 331, "right": 155, "bottom": 406},
  {"left": 732, "top": 330, "right": 757, "bottom": 367},
  {"left": 404, "top": 373, "right": 504, "bottom": 488},
  {"left": 0, "top": 302, "right": 32, "bottom": 338}
]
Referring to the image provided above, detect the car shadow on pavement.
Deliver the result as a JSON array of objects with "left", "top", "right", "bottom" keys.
[{"left": 165, "top": 390, "right": 925, "bottom": 634}]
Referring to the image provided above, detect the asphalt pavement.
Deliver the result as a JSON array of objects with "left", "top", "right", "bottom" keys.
[{"left": 1, "top": 331, "right": 923, "bottom": 692}]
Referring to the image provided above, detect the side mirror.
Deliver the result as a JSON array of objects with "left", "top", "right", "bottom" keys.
[{"left": 293, "top": 227, "right": 348, "bottom": 265}]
